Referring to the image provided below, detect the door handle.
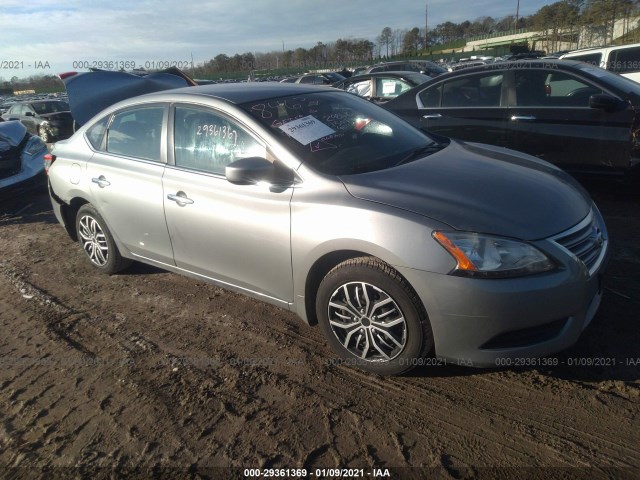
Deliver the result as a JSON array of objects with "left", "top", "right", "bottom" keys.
[
  {"left": 510, "top": 115, "right": 536, "bottom": 122},
  {"left": 91, "top": 176, "right": 111, "bottom": 188},
  {"left": 167, "top": 192, "right": 194, "bottom": 206},
  {"left": 422, "top": 114, "right": 443, "bottom": 119}
]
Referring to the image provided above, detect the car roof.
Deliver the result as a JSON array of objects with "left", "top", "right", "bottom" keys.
[
  {"left": 430, "top": 59, "right": 596, "bottom": 78},
  {"left": 142, "top": 82, "right": 334, "bottom": 104}
]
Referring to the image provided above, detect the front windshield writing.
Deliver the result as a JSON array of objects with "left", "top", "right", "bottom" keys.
[{"left": 241, "top": 92, "right": 436, "bottom": 175}]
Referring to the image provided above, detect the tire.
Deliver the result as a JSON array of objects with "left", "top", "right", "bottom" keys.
[
  {"left": 38, "top": 125, "right": 50, "bottom": 143},
  {"left": 75, "top": 204, "right": 130, "bottom": 274},
  {"left": 316, "top": 257, "right": 433, "bottom": 376}
]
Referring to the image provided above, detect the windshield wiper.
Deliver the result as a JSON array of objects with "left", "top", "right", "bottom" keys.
[{"left": 394, "top": 142, "right": 444, "bottom": 167}]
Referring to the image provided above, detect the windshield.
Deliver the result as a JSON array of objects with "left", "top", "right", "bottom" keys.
[{"left": 240, "top": 91, "right": 438, "bottom": 175}]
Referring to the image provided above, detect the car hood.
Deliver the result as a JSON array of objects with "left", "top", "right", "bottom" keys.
[
  {"left": 0, "top": 120, "right": 27, "bottom": 148},
  {"left": 339, "top": 140, "right": 591, "bottom": 240},
  {"left": 62, "top": 67, "right": 197, "bottom": 126}
]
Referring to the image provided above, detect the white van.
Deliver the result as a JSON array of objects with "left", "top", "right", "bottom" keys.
[{"left": 560, "top": 43, "right": 640, "bottom": 83}]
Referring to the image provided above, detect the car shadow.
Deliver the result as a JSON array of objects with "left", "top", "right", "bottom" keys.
[
  {"left": 121, "top": 262, "right": 167, "bottom": 276},
  {"left": 0, "top": 182, "right": 58, "bottom": 226}
]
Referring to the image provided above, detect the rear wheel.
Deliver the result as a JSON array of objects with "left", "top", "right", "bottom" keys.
[
  {"left": 316, "top": 257, "right": 433, "bottom": 375},
  {"left": 75, "top": 204, "right": 130, "bottom": 274}
]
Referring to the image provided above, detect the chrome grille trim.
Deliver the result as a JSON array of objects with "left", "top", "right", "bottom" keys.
[{"left": 551, "top": 208, "right": 608, "bottom": 277}]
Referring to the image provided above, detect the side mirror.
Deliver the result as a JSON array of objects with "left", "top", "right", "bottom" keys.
[
  {"left": 24, "top": 111, "right": 35, "bottom": 117},
  {"left": 589, "top": 93, "right": 625, "bottom": 112},
  {"left": 226, "top": 157, "right": 274, "bottom": 185}
]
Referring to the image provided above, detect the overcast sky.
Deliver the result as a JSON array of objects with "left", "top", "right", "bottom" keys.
[{"left": 1, "top": 0, "right": 555, "bottom": 79}]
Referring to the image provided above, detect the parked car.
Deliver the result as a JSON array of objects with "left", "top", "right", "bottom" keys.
[
  {"left": 1, "top": 100, "right": 74, "bottom": 143},
  {"left": 333, "top": 71, "right": 431, "bottom": 103},
  {"left": 384, "top": 59, "right": 640, "bottom": 175},
  {"left": 560, "top": 42, "right": 640, "bottom": 83},
  {"left": 0, "top": 120, "right": 47, "bottom": 192},
  {"left": 48, "top": 80, "right": 608, "bottom": 375},
  {"left": 447, "top": 60, "right": 491, "bottom": 72},
  {"left": 0, "top": 101, "right": 16, "bottom": 116},
  {"left": 364, "top": 61, "right": 447, "bottom": 77},
  {"left": 292, "top": 72, "right": 346, "bottom": 85}
]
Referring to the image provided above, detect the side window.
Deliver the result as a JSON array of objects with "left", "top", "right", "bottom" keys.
[
  {"left": 174, "top": 106, "right": 266, "bottom": 175},
  {"left": 106, "top": 106, "right": 164, "bottom": 161},
  {"left": 514, "top": 71, "right": 602, "bottom": 107},
  {"left": 346, "top": 79, "right": 372, "bottom": 98},
  {"left": 299, "top": 76, "right": 314, "bottom": 84},
  {"left": 376, "top": 77, "right": 411, "bottom": 98},
  {"left": 609, "top": 47, "right": 640, "bottom": 74},
  {"left": 439, "top": 72, "right": 503, "bottom": 107},
  {"left": 418, "top": 84, "right": 442, "bottom": 107},
  {"left": 86, "top": 116, "right": 110, "bottom": 150}
]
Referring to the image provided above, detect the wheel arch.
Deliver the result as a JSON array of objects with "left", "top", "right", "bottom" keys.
[
  {"left": 303, "top": 250, "right": 428, "bottom": 328},
  {"left": 60, "top": 196, "right": 90, "bottom": 241}
]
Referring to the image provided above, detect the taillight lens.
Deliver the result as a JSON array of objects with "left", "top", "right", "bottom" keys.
[{"left": 44, "top": 153, "right": 56, "bottom": 174}]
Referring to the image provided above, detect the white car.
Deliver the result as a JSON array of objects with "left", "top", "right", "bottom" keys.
[{"left": 560, "top": 43, "right": 640, "bottom": 83}]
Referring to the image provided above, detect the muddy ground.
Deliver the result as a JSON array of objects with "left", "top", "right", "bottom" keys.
[{"left": 0, "top": 178, "right": 638, "bottom": 480}]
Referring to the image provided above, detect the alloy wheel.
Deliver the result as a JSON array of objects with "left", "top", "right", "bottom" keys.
[
  {"left": 78, "top": 215, "right": 109, "bottom": 266},
  {"left": 327, "top": 281, "right": 407, "bottom": 362}
]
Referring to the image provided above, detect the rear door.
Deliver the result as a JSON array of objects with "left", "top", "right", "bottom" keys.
[
  {"left": 86, "top": 104, "right": 175, "bottom": 265},
  {"left": 506, "top": 67, "right": 634, "bottom": 171},
  {"left": 416, "top": 71, "right": 509, "bottom": 146}
]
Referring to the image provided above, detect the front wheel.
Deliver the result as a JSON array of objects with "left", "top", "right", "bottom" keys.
[
  {"left": 316, "top": 257, "right": 433, "bottom": 375},
  {"left": 75, "top": 204, "right": 130, "bottom": 274},
  {"left": 38, "top": 125, "right": 50, "bottom": 143}
]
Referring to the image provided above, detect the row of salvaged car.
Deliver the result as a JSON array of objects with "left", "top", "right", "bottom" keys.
[{"left": 2, "top": 51, "right": 640, "bottom": 197}]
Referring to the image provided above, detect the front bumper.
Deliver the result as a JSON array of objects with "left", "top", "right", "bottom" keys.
[{"left": 397, "top": 209, "right": 610, "bottom": 367}]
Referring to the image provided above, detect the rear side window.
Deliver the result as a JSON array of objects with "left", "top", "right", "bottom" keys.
[
  {"left": 106, "top": 106, "right": 164, "bottom": 161},
  {"left": 86, "top": 116, "right": 109, "bottom": 150},
  {"left": 609, "top": 47, "right": 640, "bottom": 74},
  {"left": 566, "top": 52, "right": 602, "bottom": 67},
  {"left": 436, "top": 72, "right": 503, "bottom": 107}
]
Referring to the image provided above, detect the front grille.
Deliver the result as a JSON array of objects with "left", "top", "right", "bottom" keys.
[{"left": 553, "top": 210, "right": 606, "bottom": 275}]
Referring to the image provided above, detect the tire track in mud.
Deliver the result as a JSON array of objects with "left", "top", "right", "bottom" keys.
[
  {"left": 2, "top": 259, "right": 639, "bottom": 470},
  {"left": 1, "top": 191, "right": 639, "bottom": 474}
]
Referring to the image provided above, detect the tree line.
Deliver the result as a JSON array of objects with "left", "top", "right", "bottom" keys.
[{"left": 3, "top": 0, "right": 639, "bottom": 88}]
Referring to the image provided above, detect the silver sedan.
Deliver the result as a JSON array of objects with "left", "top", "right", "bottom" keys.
[{"left": 47, "top": 83, "right": 609, "bottom": 375}]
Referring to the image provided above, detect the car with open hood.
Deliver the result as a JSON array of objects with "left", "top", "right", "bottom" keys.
[
  {"left": 47, "top": 72, "right": 609, "bottom": 375},
  {"left": 1, "top": 99, "right": 74, "bottom": 143}
]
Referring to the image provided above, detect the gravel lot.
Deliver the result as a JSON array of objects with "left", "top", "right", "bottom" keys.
[{"left": 0, "top": 177, "right": 638, "bottom": 480}]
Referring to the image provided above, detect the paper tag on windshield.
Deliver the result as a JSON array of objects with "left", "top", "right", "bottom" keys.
[{"left": 278, "top": 115, "right": 335, "bottom": 145}]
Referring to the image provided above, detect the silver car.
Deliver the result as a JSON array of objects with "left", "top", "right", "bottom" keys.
[{"left": 47, "top": 82, "right": 609, "bottom": 375}]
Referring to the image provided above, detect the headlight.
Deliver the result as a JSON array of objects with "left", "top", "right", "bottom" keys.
[{"left": 433, "top": 231, "right": 555, "bottom": 278}]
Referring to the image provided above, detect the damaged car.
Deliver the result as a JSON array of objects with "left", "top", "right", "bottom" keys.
[
  {"left": 47, "top": 70, "right": 609, "bottom": 375},
  {"left": 1, "top": 99, "right": 74, "bottom": 143},
  {"left": 0, "top": 120, "right": 48, "bottom": 192}
]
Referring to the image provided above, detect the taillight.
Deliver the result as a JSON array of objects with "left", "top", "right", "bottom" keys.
[{"left": 44, "top": 153, "right": 56, "bottom": 174}]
